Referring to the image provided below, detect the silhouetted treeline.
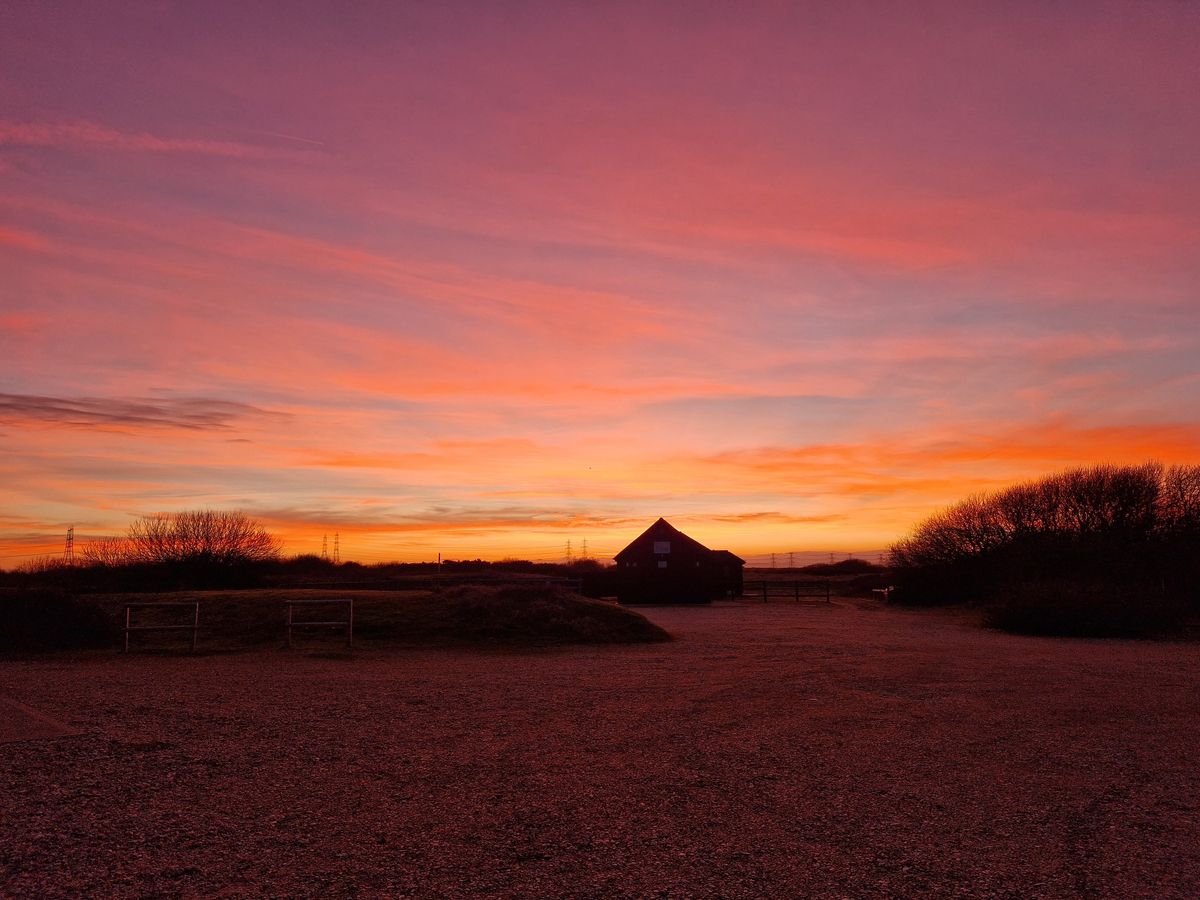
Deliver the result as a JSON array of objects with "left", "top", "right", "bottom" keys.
[
  {"left": 0, "top": 552, "right": 609, "bottom": 594},
  {"left": 889, "top": 462, "right": 1200, "bottom": 635},
  {"left": 792, "top": 558, "right": 882, "bottom": 576}
]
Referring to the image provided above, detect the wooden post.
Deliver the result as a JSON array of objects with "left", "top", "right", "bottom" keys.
[
  {"left": 347, "top": 598, "right": 354, "bottom": 649},
  {"left": 794, "top": 582, "right": 799, "bottom": 602},
  {"left": 762, "top": 582, "right": 767, "bottom": 603},
  {"left": 286, "top": 602, "right": 293, "bottom": 649},
  {"left": 826, "top": 580, "right": 831, "bottom": 603},
  {"left": 191, "top": 602, "right": 199, "bottom": 652},
  {"left": 124, "top": 606, "right": 131, "bottom": 653}
]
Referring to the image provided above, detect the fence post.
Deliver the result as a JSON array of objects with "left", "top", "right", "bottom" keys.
[
  {"left": 347, "top": 598, "right": 354, "bottom": 649},
  {"left": 191, "top": 602, "right": 199, "bottom": 652},
  {"left": 124, "top": 606, "right": 131, "bottom": 653},
  {"left": 286, "top": 603, "right": 293, "bottom": 649}
]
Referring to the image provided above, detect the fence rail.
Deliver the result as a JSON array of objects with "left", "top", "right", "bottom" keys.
[
  {"left": 285, "top": 598, "right": 354, "bottom": 649},
  {"left": 743, "top": 580, "right": 832, "bottom": 603},
  {"left": 123, "top": 602, "right": 200, "bottom": 652}
]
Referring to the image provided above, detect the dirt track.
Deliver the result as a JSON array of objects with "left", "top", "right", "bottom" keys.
[{"left": 3, "top": 600, "right": 1200, "bottom": 898}]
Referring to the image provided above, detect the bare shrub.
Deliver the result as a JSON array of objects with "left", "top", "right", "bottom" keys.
[
  {"left": 82, "top": 510, "right": 281, "bottom": 567},
  {"left": 79, "top": 537, "right": 135, "bottom": 567},
  {"left": 15, "top": 555, "right": 72, "bottom": 575}
]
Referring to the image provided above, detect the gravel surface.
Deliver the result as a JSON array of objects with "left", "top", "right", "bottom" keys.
[{"left": 3, "top": 600, "right": 1199, "bottom": 898}]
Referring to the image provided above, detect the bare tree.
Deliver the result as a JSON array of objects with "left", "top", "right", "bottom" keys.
[
  {"left": 891, "top": 463, "right": 1186, "bottom": 571},
  {"left": 79, "top": 537, "right": 135, "bottom": 567},
  {"left": 82, "top": 510, "right": 281, "bottom": 566}
]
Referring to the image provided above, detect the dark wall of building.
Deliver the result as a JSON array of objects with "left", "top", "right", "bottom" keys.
[{"left": 613, "top": 519, "right": 745, "bottom": 604}]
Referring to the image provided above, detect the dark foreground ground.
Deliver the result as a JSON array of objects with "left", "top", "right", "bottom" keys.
[{"left": 3, "top": 600, "right": 1199, "bottom": 898}]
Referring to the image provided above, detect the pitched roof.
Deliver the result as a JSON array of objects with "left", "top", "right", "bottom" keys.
[{"left": 613, "top": 517, "right": 714, "bottom": 561}]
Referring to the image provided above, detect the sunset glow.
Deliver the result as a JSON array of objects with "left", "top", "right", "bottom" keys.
[{"left": 2, "top": 3, "right": 1198, "bottom": 564}]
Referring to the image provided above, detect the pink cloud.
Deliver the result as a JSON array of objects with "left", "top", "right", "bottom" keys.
[
  {"left": 0, "top": 225, "right": 47, "bottom": 252},
  {"left": 0, "top": 120, "right": 313, "bottom": 161}
]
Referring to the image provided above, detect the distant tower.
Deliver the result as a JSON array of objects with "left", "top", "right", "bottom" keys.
[
  {"left": 321, "top": 535, "right": 328, "bottom": 560},
  {"left": 333, "top": 533, "right": 340, "bottom": 565},
  {"left": 581, "top": 538, "right": 588, "bottom": 560},
  {"left": 788, "top": 551, "right": 795, "bottom": 568},
  {"left": 64, "top": 526, "right": 75, "bottom": 566},
  {"left": 771, "top": 552, "right": 777, "bottom": 568},
  {"left": 565, "top": 539, "right": 573, "bottom": 564}
]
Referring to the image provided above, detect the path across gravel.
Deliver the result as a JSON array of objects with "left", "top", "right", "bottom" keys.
[{"left": 3, "top": 600, "right": 1199, "bottom": 898}]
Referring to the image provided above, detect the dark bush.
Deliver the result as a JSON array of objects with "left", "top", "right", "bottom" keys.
[
  {"left": 799, "top": 558, "right": 882, "bottom": 576},
  {"left": 0, "top": 589, "right": 116, "bottom": 652},
  {"left": 983, "top": 580, "right": 1188, "bottom": 638},
  {"left": 889, "top": 462, "right": 1200, "bottom": 635}
]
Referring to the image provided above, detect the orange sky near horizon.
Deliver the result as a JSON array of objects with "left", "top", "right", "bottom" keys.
[{"left": 2, "top": 2, "right": 1199, "bottom": 567}]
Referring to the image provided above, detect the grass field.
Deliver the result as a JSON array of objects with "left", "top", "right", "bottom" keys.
[{"left": 3, "top": 599, "right": 1199, "bottom": 897}]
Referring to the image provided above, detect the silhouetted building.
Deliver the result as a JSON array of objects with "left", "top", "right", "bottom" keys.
[{"left": 613, "top": 518, "right": 745, "bottom": 604}]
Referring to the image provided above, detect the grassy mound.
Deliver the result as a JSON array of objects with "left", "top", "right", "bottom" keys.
[
  {"left": 69, "top": 585, "right": 671, "bottom": 651},
  {"left": 395, "top": 584, "right": 671, "bottom": 644}
]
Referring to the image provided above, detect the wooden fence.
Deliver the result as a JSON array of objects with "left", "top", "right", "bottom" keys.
[
  {"left": 285, "top": 598, "right": 354, "bottom": 649},
  {"left": 123, "top": 601, "right": 200, "bottom": 652},
  {"left": 743, "top": 580, "right": 832, "bottom": 603}
]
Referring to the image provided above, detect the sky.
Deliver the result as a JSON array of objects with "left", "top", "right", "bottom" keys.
[{"left": 1, "top": 1, "right": 1198, "bottom": 566}]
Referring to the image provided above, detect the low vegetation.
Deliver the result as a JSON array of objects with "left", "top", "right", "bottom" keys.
[
  {"left": 795, "top": 558, "right": 882, "bottom": 576},
  {"left": 1, "top": 510, "right": 608, "bottom": 593},
  {"left": 1, "top": 585, "right": 669, "bottom": 653},
  {"left": 983, "top": 580, "right": 1188, "bottom": 638},
  {"left": 0, "top": 589, "right": 117, "bottom": 652},
  {"left": 890, "top": 462, "right": 1200, "bottom": 636}
]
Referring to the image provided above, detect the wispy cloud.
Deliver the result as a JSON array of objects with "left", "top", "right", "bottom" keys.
[
  {"left": 0, "top": 226, "right": 49, "bottom": 252},
  {"left": 0, "top": 120, "right": 313, "bottom": 161},
  {"left": 0, "top": 394, "right": 285, "bottom": 431}
]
